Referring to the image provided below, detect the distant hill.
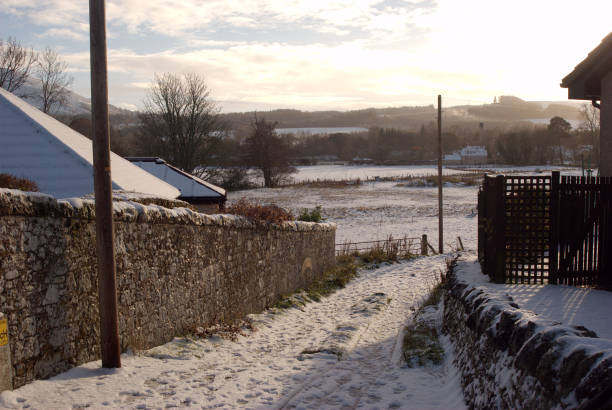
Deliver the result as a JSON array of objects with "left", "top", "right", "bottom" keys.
[
  {"left": 219, "top": 96, "right": 585, "bottom": 132},
  {"left": 7, "top": 82, "right": 585, "bottom": 131},
  {"left": 9, "top": 78, "right": 128, "bottom": 116}
]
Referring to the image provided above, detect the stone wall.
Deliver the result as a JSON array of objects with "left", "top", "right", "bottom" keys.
[
  {"left": 0, "top": 189, "right": 336, "bottom": 388},
  {"left": 443, "top": 257, "right": 612, "bottom": 409}
]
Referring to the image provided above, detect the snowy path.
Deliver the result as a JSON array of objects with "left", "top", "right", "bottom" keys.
[{"left": 1, "top": 256, "right": 466, "bottom": 409}]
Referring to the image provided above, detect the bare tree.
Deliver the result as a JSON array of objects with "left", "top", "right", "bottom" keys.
[
  {"left": 35, "top": 47, "right": 73, "bottom": 113},
  {"left": 579, "top": 103, "right": 600, "bottom": 166},
  {"left": 244, "top": 115, "right": 296, "bottom": 187},
  {"left": 0, "top": 37, "right": 37, "bottom": 93},
  {"left": 139, "top": 72, "right": 221, "bottom": 172}
]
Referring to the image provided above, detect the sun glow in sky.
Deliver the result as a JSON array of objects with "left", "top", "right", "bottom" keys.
[{"left": 1, "top": 0, "right": 611, "bottom": 112}]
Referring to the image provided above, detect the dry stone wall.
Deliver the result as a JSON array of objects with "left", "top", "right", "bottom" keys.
[
  {"left": 0, "top": 189, "right": 336, "bottom": 388},
  {"left": 443, "top": 257, "right": 612, "bottom": 410}
]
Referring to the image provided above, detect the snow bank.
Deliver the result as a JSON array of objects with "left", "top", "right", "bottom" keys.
[{"left": 443, "top": 253, "right": 612, "bottom": 409}]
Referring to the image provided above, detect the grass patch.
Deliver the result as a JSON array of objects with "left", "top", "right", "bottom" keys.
[
  {"left": 273, "top": 261, "right": 359, "bottom": 310},
  {"left": 298, "top": 205, "right": 325, "bottom": 222},
  {"left": 402, "top": 322, "right": 445, "bottom": 367},
  {"left": 402, "top": 268, "right": 449, "bottom": 368}
]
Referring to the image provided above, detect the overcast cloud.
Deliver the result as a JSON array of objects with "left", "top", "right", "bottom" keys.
[{"left": 1, "top": 0, "right": 611, "bottom": 111}]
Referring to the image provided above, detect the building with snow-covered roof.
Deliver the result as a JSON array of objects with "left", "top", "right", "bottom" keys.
[
  {"left": 127, "top": 157, "right": 226, "bottom": 212},
  {"left": 459, "top": 146, "right": 488, "bottom": 164},
  {"left": 444, "top": 146, "right": 488, "bottom": 165},
  {"left": 0, "top": 87, "right": 180, "bottom": 199},
  {"left": 443, "top": 152, "right": 462, "bottom": 165}
]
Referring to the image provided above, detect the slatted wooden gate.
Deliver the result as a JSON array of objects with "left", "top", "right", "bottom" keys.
[
  {"left": 550, "top": 175, "right": 612, "bottom": 288},
  {"left": 478, "top": 172, "right": 612, "bottom": 289}
]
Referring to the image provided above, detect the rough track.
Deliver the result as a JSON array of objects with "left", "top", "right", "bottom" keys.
[{"left": 4, "top": 255, "right": 466, "bottom": 409}]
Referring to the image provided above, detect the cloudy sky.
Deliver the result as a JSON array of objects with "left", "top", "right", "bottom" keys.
[{"left": 1, "top": 0, "right": 611, "bottom": 112}]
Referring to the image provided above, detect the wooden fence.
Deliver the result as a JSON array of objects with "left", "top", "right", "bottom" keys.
[
  {"left": 335, "top": 235, "right": 429, "bottom": 257},
  {"left": 478, "top": 171, "right": 612, "bottom": 289}
]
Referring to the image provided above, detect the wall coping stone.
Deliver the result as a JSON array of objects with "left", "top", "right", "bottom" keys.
[{"left": 0, "top": 188, "right": 336, "bottom": 231}]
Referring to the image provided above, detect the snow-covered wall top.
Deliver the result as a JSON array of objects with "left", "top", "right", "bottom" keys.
[
  {"left": 0, "top": 88, "right": 180, "bottom": 199},
  {"left": 0, "top": 188, "right": 334, "bottom": 231}
]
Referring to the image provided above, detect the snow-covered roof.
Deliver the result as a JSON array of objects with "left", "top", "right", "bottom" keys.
[
  {"left": 459, "top": 146, "right": 487, "bottom": 157},
  {"left": 444, "top": 153, "right": 461, "bottom": 161},
  {"left": 127, "top": 157, "right": 225, "bottom": 202},
  {"left": 0, "top": 88, "right": 180, "bottom": 199}
]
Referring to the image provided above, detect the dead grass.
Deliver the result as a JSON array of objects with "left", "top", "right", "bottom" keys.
[
  {"left": 394, "top": 173, "right": 483, "bottom": 187},
  {"left": 191, "top": 318, "right": 255, "bottom": 342},
  {"left": 288, "top": 178, "right": 363, "bottom": 188},
  {"left": 223, "top": 198, "right": 294, "bottom": 223},
  {"left": 0, "top": 173, "right": 38, "bottom": 192},
  {"left": 336, "top": 235, "right": 419, "bottom": 265}
]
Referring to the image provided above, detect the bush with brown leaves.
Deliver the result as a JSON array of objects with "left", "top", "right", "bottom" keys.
[
  {"left": 0, "top": 173, "right": 38, "bottom": 192},
  {"left": 223, "top": 198, "right": 293, "bottom": 223}
]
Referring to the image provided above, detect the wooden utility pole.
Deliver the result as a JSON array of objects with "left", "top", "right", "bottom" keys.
[
  {"left": 437, "top": 95, "right": 443, "bottom": 254},
  {"left": 89, "top": 0, "right": 121, "bottom": 368}
]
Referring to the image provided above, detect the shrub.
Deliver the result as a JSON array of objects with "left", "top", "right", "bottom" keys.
[
  {"left": 0, "top": 173, "right": 38, "bottom": 192},
  {"left": 224, "top": 198, "right": 293, "bottom": 223},
  {"left": 298, "top": 205, "right": 324, "bottom": 222}
]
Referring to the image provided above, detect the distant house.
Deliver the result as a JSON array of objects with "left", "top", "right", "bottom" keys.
[
  {"left": 561, "top": 32, "right": 612, "bottom": 176},
  {"left": 127, "top": 157, "right": 226, "bottom": 212},
  {"left": 443, "top": 152, "right": 462, "bottom": 165},
  {"left": 0, "top": 87, "right": 180, "bottom": 199},
  {"left": 444, "top": 146, "right": 488, "bottom": 165}
]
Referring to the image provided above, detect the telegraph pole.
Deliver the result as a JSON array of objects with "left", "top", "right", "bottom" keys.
[
  {"left": 437, "top": 95, "right": 444, "bottom": 254},
  {"left": 89, "top": 0, "right": 121, "bottom": 368}
]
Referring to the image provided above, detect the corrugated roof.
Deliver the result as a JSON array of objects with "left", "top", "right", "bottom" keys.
[
  {"left": 127, "top": 158, "right": 225, "bottom": 200},
  {"left": 0, "top": 87, "right": 180, "bottom": 199}
]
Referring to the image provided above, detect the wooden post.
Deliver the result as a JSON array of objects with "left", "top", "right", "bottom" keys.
[
  {"left": 549, "top": 171, "right": 560, "bottom": 284},
  {"left": 421, "top": 234, "right": 428, "bottom": 256},
  {"left": 437, "top": 95, "right": 444, "bottom": 254},
  {"left": 89, "top": 0, "right": 121, "bottom": 368},
  {"left": 493, "top": 174, "right": 506, "bottom": 283}
]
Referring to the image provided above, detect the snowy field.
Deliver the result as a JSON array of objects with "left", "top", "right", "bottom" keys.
[
  {"left": 1, "top": 256, "right": 466, "bottom": 409},
  {"left": 231, "top": 181, "right": 479, "bottom": 250},
  {"left": 290, "top": 165, "right": 465, "bottom": 183},
  {"left": 288, "top": 164, "right": 584, "bottom": 184}
]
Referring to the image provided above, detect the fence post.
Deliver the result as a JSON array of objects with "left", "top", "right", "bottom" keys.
[
  {"left": 549, "top": 171, "right": 560, "bottom": 284},
  {"left": 0, "top": 313, "right": 12, "bottom": 392},
  {"left": 477, "top": 186, "right": 484, "bottom": 263},
  {"left": 492, "top": 174, "right": 506, "bottom": 283},
  {"left": 421, "top": 234, "right": 428, "bottom": 256}
]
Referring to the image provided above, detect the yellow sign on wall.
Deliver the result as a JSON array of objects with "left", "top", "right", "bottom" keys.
[{"left": 0, "top": 319, "right": 8, "bottom": 346}]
